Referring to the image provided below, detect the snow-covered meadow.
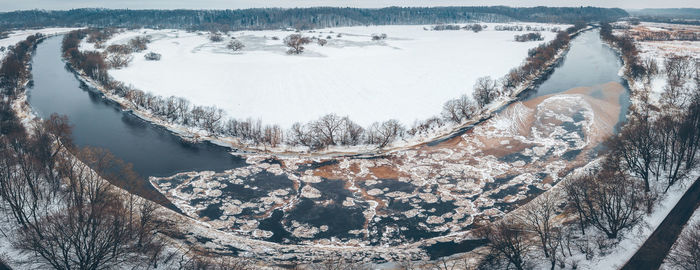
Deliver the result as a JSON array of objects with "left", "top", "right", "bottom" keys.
[
  {"left": 614, "top": 22, "right": 700, "bottom": 105},
  {"left": 91, "top": 24, "right": 565, "bottom": 128}
]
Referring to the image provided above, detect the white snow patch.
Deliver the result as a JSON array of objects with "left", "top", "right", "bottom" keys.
[{"left": 96, "top": 24, "right": 564, "bottom": 127}]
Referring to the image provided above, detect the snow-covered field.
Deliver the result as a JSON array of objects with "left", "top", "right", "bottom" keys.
[
  {"left": 0, "top": 28, "right": 76, "bottom": 59},
  {"left": 615, "top": 22, "right": 700, "bottom": 104},
  {"left": 92, "top": 24, "right": 564, "bottom": 127}
]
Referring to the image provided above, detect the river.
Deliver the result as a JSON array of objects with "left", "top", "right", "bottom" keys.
[{"left": 27, "top": 29, "right": 629, "bottom": 259}]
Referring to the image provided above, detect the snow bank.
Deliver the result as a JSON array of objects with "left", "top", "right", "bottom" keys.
[{"left": 98, "top": 24, "right": 564, "bottom": 128}]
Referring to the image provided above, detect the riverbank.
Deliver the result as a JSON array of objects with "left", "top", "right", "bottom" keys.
[{"left": 69, "top": 26, "right": 592, "bottom": 158}]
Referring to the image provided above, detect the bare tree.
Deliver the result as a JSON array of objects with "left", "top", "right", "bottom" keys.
[
  {"left": 476, "top": 220, "right": 532, "bottom": 270},
  {"left": 665, "top": 55, "right": 693, "bottom": 87},
  {"left": 473, "top": 76, "right": 499, "bottom": 108},
  {"left": 311, "top": 114, "right": 344, "bottom": 147},
  {"left": 289, "top": 122, "right": 314, "bottom": 147},
  {"left": 641, "top": 58, "right": 659, "bottom": 82},
  {"left": 107, "top": 53, "right": 133, "bottom": 69},
  {"left": 655, "top": 115, "right": 692, "bottom": 191},
  {"left": 340, "top": 116, "right": 363, "bottom": 146},
  {"left": 518, "top": 192, "right": 562, "bottom": 270},
  {"left": 367, "top": 119, "right": 404, "bottom": 148},
  {"left": 263, "top": 125, "right": 284, "bottom": 147},
  {"left": 564, "top": 173, "right": 594, "bottom": 235},
  {"left": 371, "top": 33, "right": 388, "bottom": 41},
  {"left": 284, "top": 34, "right": 311, "bottom": 54},
  {"left": 610, "top": 114, "right": 658, "bottom": 194},
  {"left": 200, "top": 106, "right": 225, "bottom": 134},
  {"left": 442, "top": 94, "right": 477, "bottom": 123},
  {"left": 565, "top": 160, "right": 645, "bottom": 239},
  {"left": 129, "top": 36, "right": 151, "bottom": 52},
  {"left": 106, "top": 44, "right": 133, "bottom": 55}
]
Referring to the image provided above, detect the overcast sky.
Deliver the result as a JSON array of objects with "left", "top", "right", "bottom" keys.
[{"left": 0, "top": 0, "right": 697, "bottom": 12}]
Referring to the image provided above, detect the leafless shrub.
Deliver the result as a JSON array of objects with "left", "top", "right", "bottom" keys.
[
  {"left": 227, "top": 40, "right": 245, "bottom": 51},
  {"left": 371, "top": 33, "right": 387, "bottom": 41},
  {"left": 144, "top": 51, "right": 161, "bottom": 61},
  {"left": 209, "top": 32, "right": 223, "bottom": 42},
  {"left": 129, "top": 36, "right": 151, "bottom": 52}
]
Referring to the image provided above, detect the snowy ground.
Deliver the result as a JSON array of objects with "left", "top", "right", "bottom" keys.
[
  {"left": 614, "top": 22, "right": 700, "bottom": 105},
  {"left": 661, "top": 207, "right": 700, "bottom": 269},
  {"left": 90, "top": 23, "right": 565, "bottom": 128},
  {"left": 0, "top": 28, "right": 76, "bottom": 59}
]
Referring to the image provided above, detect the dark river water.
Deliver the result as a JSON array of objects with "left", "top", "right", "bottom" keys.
[
  {"left": 28, "top": 36, "right": 247, "bottom": 178},
  {"left": 27, "top": 29, "right": 629, "bottom": 259}
]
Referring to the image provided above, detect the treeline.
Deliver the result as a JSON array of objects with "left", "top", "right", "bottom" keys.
[
  {"left": 473, "top": 27, "right": 700, "bottom": 270},
  {"left": 494, "top": 24, "right": 562, "bottom": 32},
  {"left": 430, "top": 23, "right": 486, "bottom": 32},
  {"left": 0, "top": 7, "right": 628, "bottom": 31},
  {"left": 600, "top": 22, "right": 647, "bottom": 80},
  {"left": 63, "top": 25, "right": 582, "bottom": 151},
  {"left": 0, "top": 33, "right": 43, "bottom": 96},
  {"left": 631, "top": 30, "right": 700, "bottom": 41},
  {"left": 514, "top": 32, "right": 544, "bottom": 42}
]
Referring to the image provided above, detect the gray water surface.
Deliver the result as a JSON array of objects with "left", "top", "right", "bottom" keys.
[{"left": 28, "top": 36, "right": 247, "bottom": 178}]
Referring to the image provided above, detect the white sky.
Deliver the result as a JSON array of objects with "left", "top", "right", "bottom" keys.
[{"left": 0, "top": 0, "right": 697, "bottom": 12}]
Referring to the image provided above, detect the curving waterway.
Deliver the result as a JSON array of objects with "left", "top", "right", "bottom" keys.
[
  {"left": 27, "top": 29, "right": 630, "bottom": 260},
  {"left": 28, "top": 36, "right": 247, "bottom": 178}
]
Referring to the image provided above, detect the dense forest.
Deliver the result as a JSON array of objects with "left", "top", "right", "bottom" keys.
[
  {"left": 0, "top": 6, "right": 628, "bottom": 31},
  {"left": 627, "top": 8, "right": 700, "bottom": 25}
]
